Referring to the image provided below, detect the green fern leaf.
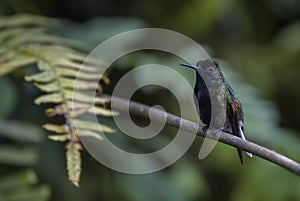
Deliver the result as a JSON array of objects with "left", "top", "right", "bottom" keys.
[
  {"left": 66, "top": 142, "right": 82, "bottom": 187},
  {"left": 0, "top": 14, "right": 116, "bottom": 187}
]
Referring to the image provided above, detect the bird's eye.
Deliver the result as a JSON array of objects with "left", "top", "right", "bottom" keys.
[{"left": 206, "top": 66, "right": 216, "bottom": 72}]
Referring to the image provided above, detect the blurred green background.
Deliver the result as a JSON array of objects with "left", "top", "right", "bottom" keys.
[{"left": 0, "top": 0, "right": 300, "bottom": 201}]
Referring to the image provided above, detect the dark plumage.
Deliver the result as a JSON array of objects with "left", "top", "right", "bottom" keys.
[{"left": 181, "top": 59, "right": 252, "bottom": 164}]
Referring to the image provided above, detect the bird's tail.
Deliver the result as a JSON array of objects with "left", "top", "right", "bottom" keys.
[
  {"left": 238, "top": 120, "right": 253, "bottom": 158},
  {"left": 237, "top": 148, "right": 244, "bottom": 164}
]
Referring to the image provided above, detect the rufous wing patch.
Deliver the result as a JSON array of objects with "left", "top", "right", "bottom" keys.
[{"left": 231, "top": 102, "right": 239, "bottom": 112}]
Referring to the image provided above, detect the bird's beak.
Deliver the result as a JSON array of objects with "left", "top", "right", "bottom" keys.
[
  {"left": 180, "top": 64, "right": 201, "bottom": 70},
  {"left": 180, "top": 63, "right": 199, "bottom": 70}
]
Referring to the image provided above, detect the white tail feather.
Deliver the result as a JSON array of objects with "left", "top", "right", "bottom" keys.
[{"left": 238, "top": 121, "right": 253, "bottom": 158}]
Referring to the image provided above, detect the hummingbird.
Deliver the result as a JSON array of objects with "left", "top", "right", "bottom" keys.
[{"left": 181, "top": 59, "right": 252, "bottom": 164}]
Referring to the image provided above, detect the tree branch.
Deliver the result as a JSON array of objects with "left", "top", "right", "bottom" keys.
[{"left": 101, "top": 94, "right": 300, "bottom": 176}]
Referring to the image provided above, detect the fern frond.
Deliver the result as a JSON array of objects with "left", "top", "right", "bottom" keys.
[
  {"left": 0, "top": 14, "right": 60, "bottom": 28},
  {"left": 66, "top": 142, "right": 82, "bottom": 187},
  {"left": 0, "top": 14, "right": 116, "bottom": 187}
]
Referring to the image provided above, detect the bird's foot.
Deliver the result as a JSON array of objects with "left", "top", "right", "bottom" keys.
[{"left": 202, "top": 126, "right": 208, "bottom": 134}]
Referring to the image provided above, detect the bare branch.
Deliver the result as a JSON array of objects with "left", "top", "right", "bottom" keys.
[{"left": 101, "top": 94, "right": 300, "bottom": 176}]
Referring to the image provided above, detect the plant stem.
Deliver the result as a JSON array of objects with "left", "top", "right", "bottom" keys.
[{"left": 101, "top": 94, "right": 300, "bottom": 176}]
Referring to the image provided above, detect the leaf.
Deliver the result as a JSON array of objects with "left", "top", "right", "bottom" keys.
[
  {"left": 87, "top": 105, "right": 118, "bottom": 116},
  {"left": 0, "top": 146, "right": 38, "bottom": 166},
  {"left": 65, "top": 90, "right": 108, "bottom": 104},
  {"left": 73, "top": 119, "right": 116, "bottom": 133},
  {"left": 67, "top": 102, "right": 118, "bottom": 116},
  {"left": 0, "top": 120, "right": 44, "bottom": 142},
  {"left": 76, "top": 129, "right": 103, "bottom": 140},
  {"left": 7, "top": 34, "right": 88, "bottom": 50},
  {"left": 70, "top": 106, "right": 91, "bottom": 118},
  {"left": 48, "top": 134, "right": 70, "bottom": 141},
  {"left": 4, "top": 185, "right": 51, "bottom": 201},
  {"left": 25, "top": 71, "right": 55, "bottom": 83},
  {"left": 42, "top": 124, "right": 68, "bottom": 133},
  {"left": 0, "top": 170, "right": 38, "bottom": 190},
  {"left": 34, "top": 93, "right": 63, "bottom": 105},
  {"left": 0, "top": 56, "right": 36, "bottom": 76},
  {"left": 0, "top": 14, "right": 60, "bottom": 28},
  {"left": 66, "top": 52, "right": 108, "bottom": 67},
  {"left": 0, "top": 51, "right": 16, "bottom": 63},
  {"left": 33, "top": 82, "right": 59, "bottom": 93},
  {"left": 0, "top": 171, "right": 51, "bottom": 201},
  {"left": 66, "top": 143, "right": 81, "bottom": 187},
  {"left": 54, "top": 59, "right": 101, "bottom": 73},
  {"left": 56, "top": 67, "right": 101, "bottom": 80},
  {"left": 0, "top": 14, "right": 117, "bottom": 186},
  {"left": 60, "top": 77, "right": 100, "bottom": 90}
]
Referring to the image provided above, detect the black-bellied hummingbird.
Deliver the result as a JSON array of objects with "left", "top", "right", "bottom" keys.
[{"left": 181, "top": 59, "right": 252, "bottom": 164}]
